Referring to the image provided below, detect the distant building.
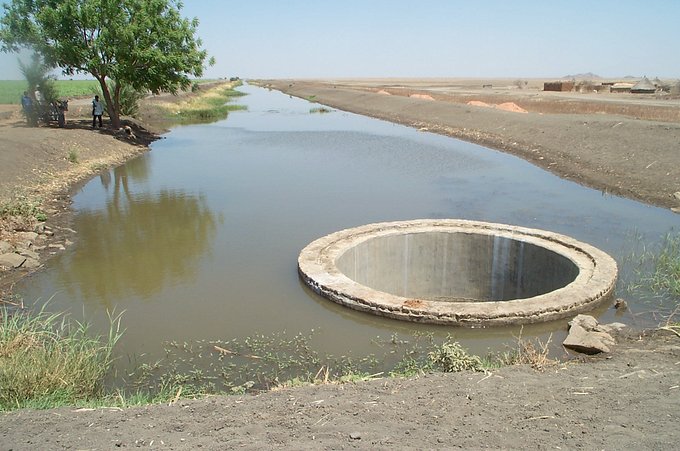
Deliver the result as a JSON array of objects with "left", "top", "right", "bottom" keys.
[
  {"left": 631, "top": 76, "right": 656, "bottom": 94},
  {"left": 610, "top": 82, "right": 634, "bottom": 93},
  {"left": 544, "top": 81, "right": 574, "bottom": 92}
]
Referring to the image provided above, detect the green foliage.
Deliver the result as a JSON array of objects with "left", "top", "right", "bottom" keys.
[
  {"left": 0, "top": 306, "right": 122, "bottom": 411},
  {"left": 18, "top": 53, "right": 58, "bottom": 103},
  {"left": 0, "top": 196, "right": 45, "bottom": 221},
  {"left": 627, "top": 232, "right": 680, "bottom": 299},
  {"left": 93, "top": 80, "right": 146, "bottom": 117},
  {"left": 0, "top": 0, "right": 212, "bottom": 127},
  {"left": 67, "top": 149, "right": 79, "bottom": 164},
  {"left": 428, "top": 339, "right": 486, "bottom": 372},
  {"left": 168, "top": 85, "right": 247, "bottom": 124}
]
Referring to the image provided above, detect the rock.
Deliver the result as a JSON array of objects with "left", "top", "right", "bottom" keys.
[
  {"left": 614, "top": 298, "right": 628, "bottom": 310},
  {"left": 563, "top": 324, "right": 612, "bottom": 354},
  {"left": 673, "top": 191, "right": 680, "bottom": 200},
  {"left": 22, "top": 257, "right": 41, "bottom": 269},
  {"left": 0, "top": 241, "right": 12, "bottom": 253},
  {"left": 569, "top": 314, "right": 599, "bottom": 331},
  {"left": 349, "top": 432, "right": 362, "bottom": 440},
  {"left": 600, "top": 322, "right": 627, "bottom": 334},
  {"left": 34, "top": 223, "right": 46, "bottom": 234},
  {"left": 15, "top": 231, "right": 39, "bottom": 242},
  {"left": 564, "top": 314, "right": 619, "bottom": 355},
  {"left": 0, "top": 253, "right": 27, "bottom": 268},
  {"left": 19, "top": 249, "right": 39, "bottom": 260},
  {"left": 48, "top": 244, "right": 66, "bottom": 251}
]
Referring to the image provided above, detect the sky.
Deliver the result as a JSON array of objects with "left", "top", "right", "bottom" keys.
[{"left": 1, "top": 0, "right": 679, "bottom": 80}]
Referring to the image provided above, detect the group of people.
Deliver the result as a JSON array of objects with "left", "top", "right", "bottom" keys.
[{"left": 20, "top": 86, "right": 105, "bottom": 129}]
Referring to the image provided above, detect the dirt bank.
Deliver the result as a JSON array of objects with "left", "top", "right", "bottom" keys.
[
  {"left": 1, "top": 79, "right": 679, "bottom": 449},
  {"left": 2, "top": 330, "right": 679, "bottom": 449},
  {"left": 259, "top": 79, "right": 680, "bottom": 212}
]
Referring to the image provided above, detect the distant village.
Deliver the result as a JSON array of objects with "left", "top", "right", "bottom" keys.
[{"left": 544, "top": 76, "right": 678, "bottom": 94}]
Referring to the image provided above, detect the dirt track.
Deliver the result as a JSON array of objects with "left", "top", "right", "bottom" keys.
[{"left": 1, "top": 80, "right": 680, "bottom": 449}]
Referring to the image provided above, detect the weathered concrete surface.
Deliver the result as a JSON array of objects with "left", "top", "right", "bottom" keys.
[{"left": 298, "top": 220, "right": 618, "bottom": 327}]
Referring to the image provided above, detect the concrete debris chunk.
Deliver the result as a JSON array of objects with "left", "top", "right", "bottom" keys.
[{"left": 563, "top": 314, "right": 621, "bottom": 355}]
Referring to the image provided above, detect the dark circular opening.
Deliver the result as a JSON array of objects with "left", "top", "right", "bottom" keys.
[{"left": 335, "top": 232, "right": 579, "bottom": 302}]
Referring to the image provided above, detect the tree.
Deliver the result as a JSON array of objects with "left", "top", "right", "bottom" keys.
[
  {"left": 0, "top": 0, "right": 213, "bottom": 128},
  {"left": 19, "top": 53, "right": 58, "bottom": 104}
]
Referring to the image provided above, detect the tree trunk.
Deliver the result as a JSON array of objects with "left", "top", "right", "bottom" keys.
[{"left": 97, "top": 76, "right": 121, "bottom": 129}]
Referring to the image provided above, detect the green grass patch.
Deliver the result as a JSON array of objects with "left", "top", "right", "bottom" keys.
[
  {"left": 167, "top": 84, "right": 247, "bottom": 124},
  {"left": 0, "top": 80, "right": 100, "bottom": 104},
  {"left": 0, "top": 196, "right": 46, "bottom": 222},
  {"left": 67, "top": 149, "right": 79, "bottom": 164},
  {"left": 626, "top": 231, "right": 680, "bottom": 299},
  {"left": 0, "top": 306, "right": 122, "bottom": 411}
]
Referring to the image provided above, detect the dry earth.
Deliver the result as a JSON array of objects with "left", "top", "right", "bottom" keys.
[{"left": 1, "top": 79, "right": 680, "bottom": 449}]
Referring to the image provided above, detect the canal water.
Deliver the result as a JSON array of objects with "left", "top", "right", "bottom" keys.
[{"left": 17, "top": 84, "right": 678, "bottom": 376}]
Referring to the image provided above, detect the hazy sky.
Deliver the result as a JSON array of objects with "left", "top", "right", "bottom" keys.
[{"left": 1, "top": 0, "right": 679, "bottom": 80}]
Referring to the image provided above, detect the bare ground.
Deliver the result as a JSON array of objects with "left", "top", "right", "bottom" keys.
[
  {"left": 2, "top": 330, "right": 679, "bottom": 450},
  {"left": 1, "top": 79, "right": 679, "bottom": 449}
]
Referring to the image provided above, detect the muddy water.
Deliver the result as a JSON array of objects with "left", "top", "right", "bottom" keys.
[{"left": 18, "top": 84, "right": 679, "bottom": 370}]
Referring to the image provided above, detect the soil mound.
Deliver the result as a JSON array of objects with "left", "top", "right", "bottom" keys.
[
  {"left": 496, "top": 101, "right": 528, "bottom": 113},
  {"left": 409, "top": 93, "right": 434, "bottom": 101},
  {"left": 467, "top": 100, "right": 492, "bottom": 108}
]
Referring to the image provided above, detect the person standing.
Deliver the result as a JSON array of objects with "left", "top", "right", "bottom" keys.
[
  {"left": 34, "top": 85, "right": 43, "bottom": 104},
  {"left": 92, "top": 95, "right": 104, "bottom": 128},
  {"left": 21, "top": 91, "right": 34, "bottom": 125}
]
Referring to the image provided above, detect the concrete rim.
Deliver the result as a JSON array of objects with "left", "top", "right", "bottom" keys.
[{"left": 298, "top": 219, "right": 618, "bottom": 327}]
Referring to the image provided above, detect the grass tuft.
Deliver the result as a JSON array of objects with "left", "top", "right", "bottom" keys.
[
  {"left": 164, "top": 82, "right": 247, "bottom": 124},
  {"left": 67, "top": 149, "right": 79, "bottom": 164},
  {"left": 625, "top": 231, "right": 680, "bottom": 318},
  {"left": 0, "top": 306, "right": 123, "bottom": 411}
]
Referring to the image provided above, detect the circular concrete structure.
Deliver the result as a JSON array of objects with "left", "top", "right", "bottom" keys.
[{"left": 298, "top": 220, "right": 618, "bottom": 327}]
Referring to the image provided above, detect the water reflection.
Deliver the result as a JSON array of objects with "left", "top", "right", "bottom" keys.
[{"left": 58, "top": 165, "right": 217, "bottom": 307}]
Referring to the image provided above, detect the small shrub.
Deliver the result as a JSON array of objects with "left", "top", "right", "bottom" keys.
[
  {"left": 428, "top": 339, "right": 485, "bottom": 372},
  {"left": 0, "top": 198, "right": 39, "bottom": 219},
  {"left": 67, "top": 149, "right": 79, "bottom": 164}
]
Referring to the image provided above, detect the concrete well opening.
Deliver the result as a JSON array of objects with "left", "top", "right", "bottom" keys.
[{"left": 298, "top": 220, "right": 618, "bottom": 327}]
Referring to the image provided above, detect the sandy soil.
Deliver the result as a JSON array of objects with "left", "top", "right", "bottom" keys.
[{"left": 1, "top": 79, "right": 679, "bottom": 449}]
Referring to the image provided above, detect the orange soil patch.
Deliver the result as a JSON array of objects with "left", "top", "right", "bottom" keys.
[
  {"left": 467, "top": 100, "right": 492, "bottom": 108},
  {"left": 496, "top": 102, "right": 528, "bottom": 113},
  {"left": 409, "top": 93, "right": 435, "bottom": 101}
]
